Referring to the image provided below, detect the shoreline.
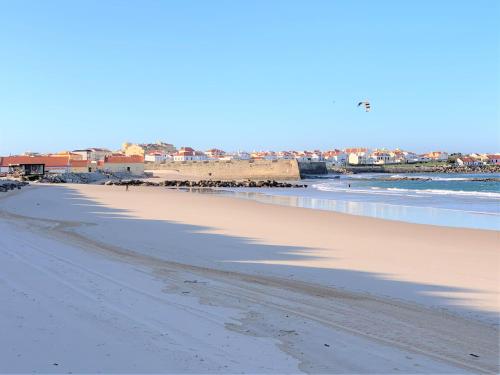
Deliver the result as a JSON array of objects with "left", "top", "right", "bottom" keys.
[{"left": 181, "top": 186, "right": 500, "bottom": 231}]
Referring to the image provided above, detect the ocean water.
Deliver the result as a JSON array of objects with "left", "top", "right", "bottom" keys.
[{"left": 216, "top": 173, "right": 500, "bottom": 230}]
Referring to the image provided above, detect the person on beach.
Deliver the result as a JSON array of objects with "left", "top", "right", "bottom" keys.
[{"left": 126, "top": 184, "right": 129, "bottom": 191}]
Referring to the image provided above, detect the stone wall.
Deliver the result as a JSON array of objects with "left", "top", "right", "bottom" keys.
[
  {"left": 297, "top": 162, "right": 328, "bottom": 177},
  {"left": 146, "top": 159, "right": 303, "bottom": 180},
  {"left": 102, "top": 163, "right": 145, "bottom": 176}
]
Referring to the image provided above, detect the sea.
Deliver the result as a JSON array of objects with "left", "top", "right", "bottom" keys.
[{"left": 212, "top": 173, "right": 500, "bottom": 231}]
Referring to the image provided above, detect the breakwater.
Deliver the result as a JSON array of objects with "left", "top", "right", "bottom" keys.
[
  {"left": 103, "top": 179, "right": 307, "bottom": 188},
  {"left": 0, "top": 180, "right": 29, "bottom": 192},
  {"left": 330, "top": 164, "right": 500, "bottom": 174},
  {"left": 146, "top": 159, "right": 326, "bottom": 180}
]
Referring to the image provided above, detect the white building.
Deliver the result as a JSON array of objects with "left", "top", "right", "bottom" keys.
[
  {"left": 72, "top": 148, "right": 112, "bottom": 161},
  {"left": 173, "top": 147, "right": 196, "bottom": 161},
  {"left": 310, "top": 152, "right": 324, "bottom": 162},
  {"left": 371, "top": 151, "right": 395, "bottom": 165},
  {"left": 348, "top": 152, "right": 373, "bottom": 165},
  {"left": 220, "top": 151, "right": 251, "bottom": 161},
  {"left": 402, "top": 151, "right": 420, "bottom": 163},
  {"left": 482, "top": 154, "right": 500, "bottom": 165},
  {"left": 277, "top": 151, "right": 294, "bottom": 160},
  {"left": 204, "top": 149, "right": 225, "bottom": 160},
  {"left": 145, "top": 151, "right": 167, "bottom": 163},
  {"left": 194, "top": 151, "right": 208, "bottom": 161},
  {"left": 456, "top": 157, "right": 481, "bottom": 167},
  {"left": 323, "top": 150, "right": 348, "bottom": 166},
  {"left": 425, "top": 151, "right": 449, "bottom": 161}
]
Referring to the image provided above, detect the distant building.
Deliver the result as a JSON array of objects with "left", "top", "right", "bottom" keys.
[
  {"left": 310, "top": 151, "right": 324, "bottom": 162},
  {"left": 122, "top": 143, "right": 146, "bottom": 157},
  {"left": 122, "top": 141, "right": 176, "bottom": 157},
  {"left": 99, "top": 155, "right": 144, "bottom": 175},
  {"left": 224, "top": 151, "right": 251, "bottom": 160},
  {"left": 0, "top": 156, "right": 71, "bottom": 174},
  {"left": 70, "top": 160, "right": 93, "bottom": 173},
  {"left": 344, "top": 147, "right": 370, "bottom": 154},
  {"left": 401, "top": 151, "right": 420, "bottom": 163},
  {"left": 173, "top": 147, "right": 196, "bottom": 161},
  {"left": 389, "top": 149, "right": 405, "bottom": 164},
  {"left": 481, "top": 154, "right": 500, "bottom": 165},
  {"left": 456, "top": 157, "right": 481, "bottom": 167},
  {"left": 194, "top": 151, "right": 208, "bottom": 161},
  {"left": 204, "top": 148, "right": 226, "bottom": 160},
  {"left": 54, "top": 151, "right": 84, "bottom": 160},
  {"left": 345, "top": 148, "right": 372, "bottom": 165},
  {"left": 424, "top": 151, "right": 449, "bottom": 161},
  {"left": 145, "top": 151, "right": 171, "bottom": 163},
  {"left": 371, "top": 150, "right": 394, "bottom": 165},
  {"left": 323, "top": 150, "right": 347, "bottom": 166},
  {"left": 276, "top": 151, "right": 294, "bottom": 160},
  {"left": 21, "top": 151, "right": 43, "bottom": 157},
  {"left": 72, "top": 148, "right": 112, "bottom": 161},
  {"left": 348, "top": 153, "right": 372, "bottom": 165},
  {"left": 250, "top": 151, "right": 278, "bottom": 160},
  {"left": 293, "top": 151, "right": 321, "bottom": 162}
]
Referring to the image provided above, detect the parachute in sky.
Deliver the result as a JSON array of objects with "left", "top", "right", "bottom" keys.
[{"left": 357, "top": 101, "right": 371, "bottom": 112}]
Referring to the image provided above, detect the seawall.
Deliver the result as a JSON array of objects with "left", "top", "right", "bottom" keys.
[
  {"left": 297, "top": 162, "right": 328, "bottom": 176},
  {"left": 335, "top": 164, "right": 500, "bottom": 174},
  {"left": 146, "top": 160, "right": 328, "bottom": 180},
  {"left": 147, "top": 159, "right": 303, "bottom": 180}
]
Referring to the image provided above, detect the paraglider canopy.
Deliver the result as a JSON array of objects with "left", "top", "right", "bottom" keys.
[{"left": 357, "top": 101, "right": 371, "bottom": 112}]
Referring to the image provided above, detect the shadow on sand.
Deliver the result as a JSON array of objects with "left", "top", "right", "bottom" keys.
[{"left": 7, "top": 184, "right": 499, "bottom": 324}]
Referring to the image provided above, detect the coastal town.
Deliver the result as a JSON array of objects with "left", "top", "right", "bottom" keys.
[{"left": 1, "top": 140, "right": 499, "bottom": 178}]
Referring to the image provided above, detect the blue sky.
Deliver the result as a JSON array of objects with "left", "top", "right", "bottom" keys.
[{"left": 0, "top": 0, "right": 498, "bottom": 154}]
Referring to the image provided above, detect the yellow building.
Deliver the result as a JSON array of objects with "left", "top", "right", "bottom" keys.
[
  {"left": 122, "top": 141, "right": 176, "bottom": 157},
  {"left": 122, "top": 143, "right": 146, "bottom": 157}
]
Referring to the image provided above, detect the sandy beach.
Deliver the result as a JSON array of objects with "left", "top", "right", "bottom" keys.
[{"left": 1, "top": 184, "right": 498, "bottom": 373}]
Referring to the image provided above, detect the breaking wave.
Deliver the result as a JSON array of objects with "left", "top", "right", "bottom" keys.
[{"left": 312, "top": 183, "right": 500, "bottom": 199}]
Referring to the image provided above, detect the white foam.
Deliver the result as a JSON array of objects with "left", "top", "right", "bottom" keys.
[{"left": 312, "top": 183, "right": 500, "bottom": 199}]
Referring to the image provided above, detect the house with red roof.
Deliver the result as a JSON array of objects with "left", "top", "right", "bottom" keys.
[
  {"left": 484, "top": 154, "right": 500, "bottom": 165},
  {"left": 69, "top": 159, "right": 93, "bottom": 173},
  {"left": 323, "top": 150, "right": 347, "bottom": 166},
  {"left": 0, "top": 156, "right": 71, "bottom": 174},
  {"left": 204, "top": 148, "right": 226, "bottom": 160},
  {"left": 100, "top": 155, "right": 144, "bottom": 175},
  {"left": 456, "top": 157, "right": 481, "bottom": 167},
  {"left": 173, "top": 147, "right": 199, "bottom": 161},
  {"left": 424, "top": 151, "right": 449, "bottom": 161}
]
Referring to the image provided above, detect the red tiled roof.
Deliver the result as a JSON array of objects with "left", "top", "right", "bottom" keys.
[
  {"left": 0, "top": 156, "right": 70, "bottom": 167},
  {"left": 206, "top": 148, "right": 224, "bottom": 153},
  {"left": 345, "top": 147, "right": 368, "bottom": 153},
  {"left": 70, "top": 160, "right": 90, "bottom": 167},
  {"left": 104, "top": 155, "right": 144, "bottom": 164},
  {"left": 176, "top": 150, "right": 195, "bottom": 156}
]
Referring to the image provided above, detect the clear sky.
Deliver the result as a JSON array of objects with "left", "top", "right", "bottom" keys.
[{"left": 0, "top": 0, "right": 498, "bottom": 154}]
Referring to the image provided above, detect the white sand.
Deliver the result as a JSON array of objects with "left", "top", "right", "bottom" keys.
[{"left": 0, "top": 184, "right": 498, "bottom": 373}]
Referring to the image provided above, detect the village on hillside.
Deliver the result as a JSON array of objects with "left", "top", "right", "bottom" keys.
[{"left": 1, "top": 140, "right": 499, "bottom": 178}]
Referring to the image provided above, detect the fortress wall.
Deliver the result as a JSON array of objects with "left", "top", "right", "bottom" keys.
[
  {"left": 297, "top": 162, "right": 328, "bottom": 177},
  {"left": 146, "top": 159, "right": 302, "bottom": 180}
]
